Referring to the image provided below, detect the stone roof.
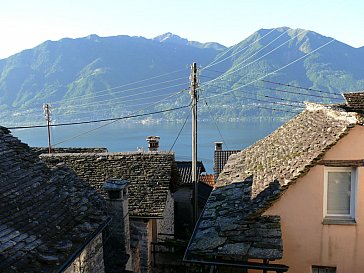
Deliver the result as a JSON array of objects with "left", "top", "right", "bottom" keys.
[
  {"left": 342, "top": 92, "right": 364, "bottom": 112},
  {"left": 0, "top": 127, "right": 108, "bottom": 273},
  {"left": 176, "top": 161, "right": 206, "bottom": 185},
  {"left": 41, "top": 152, "right": 180, "bottom": 218},
  {"left": 185, "top": 101, "right": 363, "bottom": 263}
]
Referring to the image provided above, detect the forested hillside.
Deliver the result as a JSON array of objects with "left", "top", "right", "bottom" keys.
[{"left": 1, "top": 27, "right": 364, "bottom": 126}]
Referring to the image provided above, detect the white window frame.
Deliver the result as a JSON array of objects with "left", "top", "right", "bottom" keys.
[{"left": 323, "top": 167, "right": 357, "bottom": 221}]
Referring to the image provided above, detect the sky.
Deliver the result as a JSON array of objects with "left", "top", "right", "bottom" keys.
[{"left": 1, "top": 0, "right": 363, "bottom": 59}]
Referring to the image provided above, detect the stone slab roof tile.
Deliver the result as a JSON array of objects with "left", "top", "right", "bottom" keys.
[
  {"left": 185, "top": 105, "right": 361, "bottom": 262},
  {"left": 343, "top": 92, "right": 364, "bottom": 111},
  {"left": 0, "top": 127, "right": 108, "bottom": 273},
  {"left": 41, "top": 152, "right": 180, "bottom": 218},
  {"left": 176, "top": 161, "right": 206, "bottom": 185}
]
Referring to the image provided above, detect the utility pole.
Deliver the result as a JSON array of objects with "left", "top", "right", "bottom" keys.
[
  {"left": 190, "top": 62, "right": 198, "bottom": 225},
  {"left": 43, "top": 103, "right": 52, "bottom": 154}
]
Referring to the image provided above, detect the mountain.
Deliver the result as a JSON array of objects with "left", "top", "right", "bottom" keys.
[
  {"left": 0, "top": 33, "right": 221, "bottom": 125},
  {"left": 1, "top": 27, "right": 364, "bottom": 126},
  {"left": 153, "top": 32, "right": 227, "bottom": 51},
  {"left": 198, "top": 27, "right": 364, "bottom": 119}
]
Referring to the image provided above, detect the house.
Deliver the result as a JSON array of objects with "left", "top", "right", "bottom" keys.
[
  {"left": 174, "top": 161, "right": 213, "bottom": 238},
  {"left": 184, "top": 92, "right": 364, "bottom": 273},
  {"left": 40, "top": 143, "right": 180, "bottom": 273},
  {"left": 0, "top": 126, "right": 110, "bottom": 273}
]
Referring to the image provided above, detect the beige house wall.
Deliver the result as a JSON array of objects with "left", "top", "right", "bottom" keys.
[{"left": 262, "top": 125, "right": 364, "bottom": 273}]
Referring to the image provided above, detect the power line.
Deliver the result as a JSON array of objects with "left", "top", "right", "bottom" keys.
[
  {"left": 200, "top": 79, "right": 308, "bottom": 104},
  {"left": 54, "top": 84, "right": 189, "bottom": 112},
  {"left": 169, "top": 112, "right": 190, "bottom": 152},
  {"left": 52, "top": 81, "right": 189, "bottom": 110},
  {"left": 255, "top": 104, "right": 300, "bottom": 114},
  {"left": 230, "top": 92, "right": 306, "bottom": 109},
  {"left": 260, "top": 85, "right": 342, "bottom": 100},
  {"left": 49, "top": 67, "right": 189, "bottom": 104},
  {"left": 261, "top": 79, "right": 343, "bottom": 97},
  {"left": 53, "top": 89, "right": 187, "bottom": 118},
  {"left": 203, "top": 38, "right": 336, "bottom": 100},
  {"left": 8, "top": 104, "right": 191, "bottom": 130},
  {"left": 52, "top": 90, "right": 190, "bottom": 146},
  {"left": 201, "top": 96, "right": 230, "bottom": 150},
  {"left": 201, "top": 27, "right": 279, "bottom": 71},
  {"left": 200, "top": 29, "right": 306, "bottom": 88}
]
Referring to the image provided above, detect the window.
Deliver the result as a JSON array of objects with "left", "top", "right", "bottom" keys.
[
  {"left": 312, "top": 265, "right": 336, "bottom": 273},
  {"left": 323, "top": 167, "right": 357, "bottom": 223}
]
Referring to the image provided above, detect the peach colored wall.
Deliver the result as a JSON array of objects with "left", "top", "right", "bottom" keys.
[{"left": 262, "top": 125, "right": 364, "bottom": 273}]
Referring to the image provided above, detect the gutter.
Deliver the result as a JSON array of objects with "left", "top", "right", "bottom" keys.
[
  {"left": 184, "top": 258, "right": 289, "bottom": 272},
  {"left": 56, "top": 217, "right": 112, "bottom": 273}
]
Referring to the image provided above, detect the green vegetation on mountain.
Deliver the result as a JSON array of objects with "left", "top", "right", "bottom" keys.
[{"left": 1, "top": 28, "right": 364, "bottom": 126}]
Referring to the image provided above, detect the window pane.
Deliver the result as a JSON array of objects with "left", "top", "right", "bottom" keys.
[{"left": 327, "top": 171, "right": 351, "bottom": 215}]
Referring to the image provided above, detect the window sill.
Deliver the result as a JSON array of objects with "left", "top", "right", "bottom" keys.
[{"left": 322, "top": 217, "right": 356, "bottom": 225}]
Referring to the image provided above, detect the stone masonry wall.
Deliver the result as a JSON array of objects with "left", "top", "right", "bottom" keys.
[
  {"left": 64, "top": 233, "right": 105, "bottom": 273},
  {"left": 130, "top": 219, "right": 150, "bottom": 273},
  {"left": 157, "top": 191, "right": 174, "bottom": 239}
]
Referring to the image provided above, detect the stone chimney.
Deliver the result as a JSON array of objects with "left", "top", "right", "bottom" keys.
[
  {"left": 146, "top": 136, "right": 160, "bottom": 152},
  {"left": 103, "top": 179, "right": 132, "bottom": 272},
  {"left": 214, "top": 142, "right": 223, "bottom": 151}
]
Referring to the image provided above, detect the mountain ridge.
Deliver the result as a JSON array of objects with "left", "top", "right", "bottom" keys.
[{"left": 1, "top": 27, "right": 364, "bottom": 125}]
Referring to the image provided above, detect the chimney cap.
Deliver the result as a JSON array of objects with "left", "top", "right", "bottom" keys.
[
  {"left": 214, "top": 142, "right": 223, "bottom": 151},
  {"left": 146, "top": 136, "right": 160, "bottom": 140},
  {"left": 146, "top": 136, "right": 160, "bottom": 151},
  {"left": 103, "top": 179, "right": 128, "bottom": 191}
]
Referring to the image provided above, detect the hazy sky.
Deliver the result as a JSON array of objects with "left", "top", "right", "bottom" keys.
[{"left": 1, "top": 0, "right": 363, "bottom": 59}]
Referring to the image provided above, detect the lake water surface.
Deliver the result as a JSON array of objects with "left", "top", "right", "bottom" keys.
[{"left": 11, "top": 120, "right": 284, "bottom": 173}]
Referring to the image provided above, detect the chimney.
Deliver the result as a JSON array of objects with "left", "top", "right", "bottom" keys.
[
  {"left": 103, "top": 179, "right": 132, "bottom": 272},
  {"left": 146, "top": 136, "right": 160, "bottom": 151},
  {"left": 214, "top": 142, "right": 223, "bottom": 151}
]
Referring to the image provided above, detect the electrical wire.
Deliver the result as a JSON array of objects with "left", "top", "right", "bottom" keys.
[
  {"left": 200, "top": 29, "right": 307, "bottom": 88},
  {"left": 51, "top": 88, "right": 191, "bottom": 146},
  {"left": 54, "top": 83, "right": 189, "bottom": 111},
  {"left": 53, "top": 89, "right": 187, "bottom": 118},
  {"left": 169, "top": 112, "right": 190, "bottom": 152},
  {"left": 261, "top": 79, "right": 343, "bottom": 97},
  {"left": 255, "top": 104, "right": 300, "bottom": 114},
  {"left": 49, "top": 67, "right": 189, "bottom": 104},
  {"left": 260, "top": 85, "right": 343, "bottom": 100},
  {"left": 203, "top": 38, "right": 336, "bottom": 100},
  {"left": 200, "top": 95, "right": 229, "bottom": 150},
  {"left": 8, "top": 104, "right": 190, "bottom": 130},
  {"left": 201, "top": 27, "right": 279, "bottom": 71}
]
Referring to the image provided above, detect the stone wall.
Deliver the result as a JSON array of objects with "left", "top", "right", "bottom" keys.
[
  {"left": 157, "top": 191, "right": 174, "bottom": 239},
  {"left": 130, "top": 219, "right": 150, "bottom": 273},
  {"left": 64, "top": 233, "right": 105, "bottom": 273}
]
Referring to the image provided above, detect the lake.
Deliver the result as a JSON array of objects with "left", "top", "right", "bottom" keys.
[{"left": 11, "top": 120, "right": 285, "bottom": 173}]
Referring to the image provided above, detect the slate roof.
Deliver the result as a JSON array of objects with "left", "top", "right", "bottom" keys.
[
  {"left": 176, "top": 161, "right": 206, "bottom": 185},
  {"left": 0, "top": 127, "right": 108, "bottom": 273},
  {"left": 41, "top": 152, "right": 180, "bottom": 218},
  {"left": 342, "top": 92, "right": 364, "bottom": 112},
  {"left": 185, "top": 97, "right": 364, "bottom": 263}
]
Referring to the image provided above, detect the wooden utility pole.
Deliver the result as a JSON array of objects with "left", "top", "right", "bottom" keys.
[
  {"left": 43, "top": 103, "right": 52, "bottom": 154},
  {"left": 190, "top": 62, "right": 198, "bottom": 225}
]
